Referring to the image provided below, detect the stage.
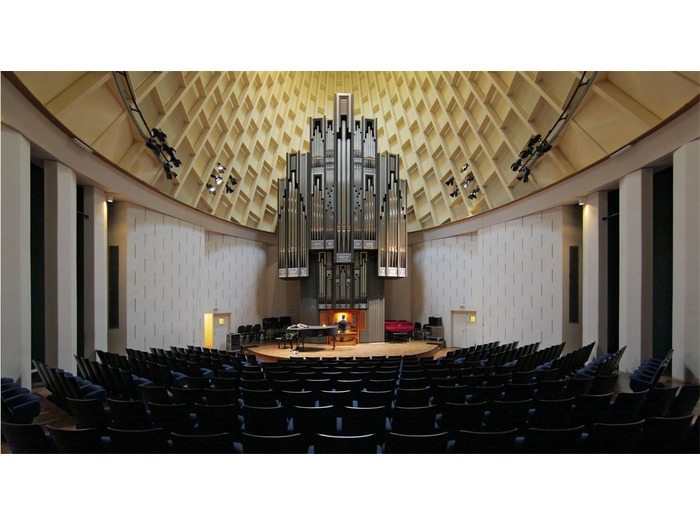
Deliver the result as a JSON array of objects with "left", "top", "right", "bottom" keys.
[{"left": 248, "top": 340, "right": 451, "bottom": 362}]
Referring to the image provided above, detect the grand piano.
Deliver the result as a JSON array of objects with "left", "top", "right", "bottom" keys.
[
  {"left": 286, "top": 325, "right": 339, "bottom": 350},
  {"left": 384, "top": 320, "right": 414, "bottom": 343}
]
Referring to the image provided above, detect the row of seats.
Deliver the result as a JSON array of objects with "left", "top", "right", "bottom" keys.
[
  {"left": 3, "top": 404, "right": 697, "bottom": 454},
  {"left": 630, "top": 349, "right": 674, "bottom": 392}
]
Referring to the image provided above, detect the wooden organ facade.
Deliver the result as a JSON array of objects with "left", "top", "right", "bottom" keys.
[{"left": 278, "top": 94, "right": 407, "bottom": 320}]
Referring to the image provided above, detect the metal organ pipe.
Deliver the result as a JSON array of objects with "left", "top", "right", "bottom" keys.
[{"left": 277, "top": 93, "right": 407, "bottom": 309}]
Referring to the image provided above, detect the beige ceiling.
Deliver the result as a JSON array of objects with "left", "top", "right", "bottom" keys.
[{"left": 8, "top": 71, "right": 699, "bottom": 233}]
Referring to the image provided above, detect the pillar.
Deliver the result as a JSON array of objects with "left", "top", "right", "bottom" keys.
[
  {"left": 672, "top": 140, "right": 700, "bottom": 383},
  {"left": 1, "top": 127, "right": 32, "bottom": 387},
  {"left": 582, "top": 192, "right": 608, "bottom": 357},
  {"left": 44, "top": 161, "right": 77, "bottom": 373},
  {"left": 618, "top": 168, "right": 654, "bottom": 373},
  {"left": 83, "top": 187, "right": 109, "bottom": 360}
]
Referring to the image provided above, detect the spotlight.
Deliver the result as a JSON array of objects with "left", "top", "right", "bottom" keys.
[
  {"left": 519, "top": 147, "right": 533, "bottom": 159},
  {"left": 527, "top": 134, "right": 542, "bottom": 148},
  {"left": 152, "top": 128, "right": 167, "bottom": 142},
  {"left": 468, "top": 187, "right": 480, "bottom": 200},
  {"left": 460, "top": 163, "right": 470, "bottom": 173},
  {"left": 228, "top": 175, "right": 238, "bottom": 186},
  {"left": 107, "top": 193, "right": 114, "bottom": 203},
  {"left": 225, "top": 184, "right": 235, "bottom": 194},
  {"left": 510, "top": 159, "right": 522, "bottom": 172},
  {"left": 146, "top": 136, "right": 162, "bottom": 155},
  {"left": 516, "top": 167, "right": 531, "bottom": 183},
  {"left": 536, "top": 141, "right": 552, "bottom": 155},
  {"left": 164, "top": 162, "right": 177, "bottom": 180},
  {"left": 206, "top": 183, "right": 216, "bottom": 195},
  {"left": 578, "top": 197, "right": 585, "bottom": 206},
  {"left": 449, "top": 189, "right": 460, "bottom": 198},
  {"left": 211, "top": 173, "right": 223, "bottom": 186},
  {"left": 445, "top": 176, "right": 455, "bottom": 186},
  {"left": 462, "top": 175, "right": 474, "bottom": 189},
  {"left": 216, "top": 162, "right": 227, "bottom": 174}
]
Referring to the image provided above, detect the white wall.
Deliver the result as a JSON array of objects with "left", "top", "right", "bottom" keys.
[
  {"left": 106, "top": 203, "right": 274, "bottom": 352},
  {"left": 204, "top": 232, "right": 268, "bottom": 334},
  {"left": 412, "top": 208, "right": 574, "bottom": 349}
]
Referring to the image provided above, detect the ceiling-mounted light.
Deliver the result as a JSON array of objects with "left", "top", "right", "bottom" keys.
[
  {"left": 517, "top": 167, "right": 531, "bottom": 183},
  {"left": 164, "top": 161, "right": 177, "bottom": 180},
  {"left": 211, "top": 173, "right": 223, "bottom": 185},
  {"left": 449, "top": 189, "right": 460, "bottom": 198},
  {"left": 228, "top": 175, "right": 238, "bottom": 186},
  {"left": 206, "top": 183, "right": 216, "bottom": 195},
  {"left": 536, "top": 141, "right": 552, "bottom": 155},
  {"left": 107, "top": 193, "right": 114, "bottom": 203},
  {"left": 216, "top": 162, "right": 227, "bottom": 174},
  {"left": 462, "top": 175, "right": 474, "bottom": 189},
  {"left": 445, "top": 176, "right": 455, "bottom": 186},
  {"left": 519, "top": 147, "right": 533, "bottom": 159},
  {"left": 527, "top": 134, "right": 542, "bottom": 148},
  {"left": 468, "top": 187, "right": 480, "bottom": 200},
  {"left": 460, "top": 163, "right": 469, "bottom": 173},
  {"left": 151, "top": 128, "right": 167, "bottom": 142},
  {"left": 578, "top": 197, "right": 585, "bottom": 206},
  {"left": 511, "top": 159, "right": 522, "bottom": 172}
]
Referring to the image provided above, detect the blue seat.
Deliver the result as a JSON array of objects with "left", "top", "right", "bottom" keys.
[{"left": 1, "top": 378, "right": 41, "bottom": 424}]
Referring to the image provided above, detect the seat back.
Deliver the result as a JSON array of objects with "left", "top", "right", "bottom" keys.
[
  {"left": 1, "top": 421, "right": 54, "bottom": 453},
  {"left": 385, "top": 431, "right": 449, "bottom": 454},
  {"left": 47, "top": 426, "right": 106, "bottom": 454}
]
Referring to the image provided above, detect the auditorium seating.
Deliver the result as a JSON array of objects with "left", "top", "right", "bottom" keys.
[
  {"left": 629, "top": 349, "right": 674, "bottom": 392},
  {"left": 1, "top": 377, "right": 41, "bottom": 424},
  {"left": 5, "top": 349, "right": 698, "bottom": 454}
]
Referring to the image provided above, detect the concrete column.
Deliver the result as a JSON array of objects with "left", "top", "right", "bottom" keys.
[
  {"left": 619, "top": 168, "right": 654, "bottom": 373},
  {"left": 582, "top": 192, "right": 608, "bottom": 357},
  {"left": 672, "top": 140, "right": 700, "bottom": 383},
  {"left": 44, "top": 161, "right": 77, "bottom": 373},
  {"left": 1, "top": 127, "right": 33, "bottom": 388},
  {"left": 83, "top": 187, "right": 109, "bottom": 360}
]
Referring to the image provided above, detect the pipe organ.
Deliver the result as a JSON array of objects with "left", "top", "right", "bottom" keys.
[{"left": 278, "top": 93, "right": 407, "bottom": 310}]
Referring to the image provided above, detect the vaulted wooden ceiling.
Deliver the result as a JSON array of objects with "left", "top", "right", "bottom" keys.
[{"left": 9, "top": 71, "right": 699, "bottom": 232}]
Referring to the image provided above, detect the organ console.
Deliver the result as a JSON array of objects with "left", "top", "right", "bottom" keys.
[{"left": 278, "top": 93, "right": 407, "bottom": 311}]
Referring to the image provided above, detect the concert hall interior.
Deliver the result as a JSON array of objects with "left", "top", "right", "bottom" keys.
[{"left": 2, "top": 36, "right": 699, "bottom": 469}]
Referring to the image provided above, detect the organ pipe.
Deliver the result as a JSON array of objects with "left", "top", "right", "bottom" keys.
[{"left": 278, "top": 93, "right": 407, "bottom": 309}]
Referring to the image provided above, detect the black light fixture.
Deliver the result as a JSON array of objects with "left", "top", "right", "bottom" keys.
[
  {"left": 526, "top": 134, "right": 541, "bottom": 148},
  {"left": 460, "top": 163, "right": 470, "bottom": 173},
  {"left": 152, "top": 128, "right": 167, "bottom": 142},
  {"left": 449, "top": 189, "right": 460, "bottom": 198},
  {"left": 206, "top": 183, "right": 216, "bottom": 195},
  {"left": 462, "top": 174, "right": 474, "bottom": 189},
  {"left": 519, "top": 147, "right": 533, "bottom": 159},
  {"left": 511, "top": 159, "right": 522, "bottom": 172},
  {"left": 535, "top": 141, "right": 552, "bottom": 155},
  {"left": 467, "top": 187, "right": 480, "bottom": 200},
  {"left": 517, "top": 167, "right": 531, "bottom": 183},
  {"left": 216, "top": 162, "right": 226, "bottom": 174},
  {"left": 225, "top": 175, "right": 238, "bottom": 194},
  {"left": 445, "top": 175, "right": 455, "bottom": 186},
  {"left": 164, "top": 162, "right": 177, "bottom": 180},
  {"left": 211, "top": 173, "right": 223, "bottom": 186}
]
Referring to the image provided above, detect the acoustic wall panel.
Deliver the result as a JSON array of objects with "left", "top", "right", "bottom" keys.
[{"left": 411, "top": 208, "right": 566, "bottom": 348}]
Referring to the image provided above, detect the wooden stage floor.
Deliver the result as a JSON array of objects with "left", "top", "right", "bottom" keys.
[{"left": 248, "top": 339, "right": 450, "bottom": 362}]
